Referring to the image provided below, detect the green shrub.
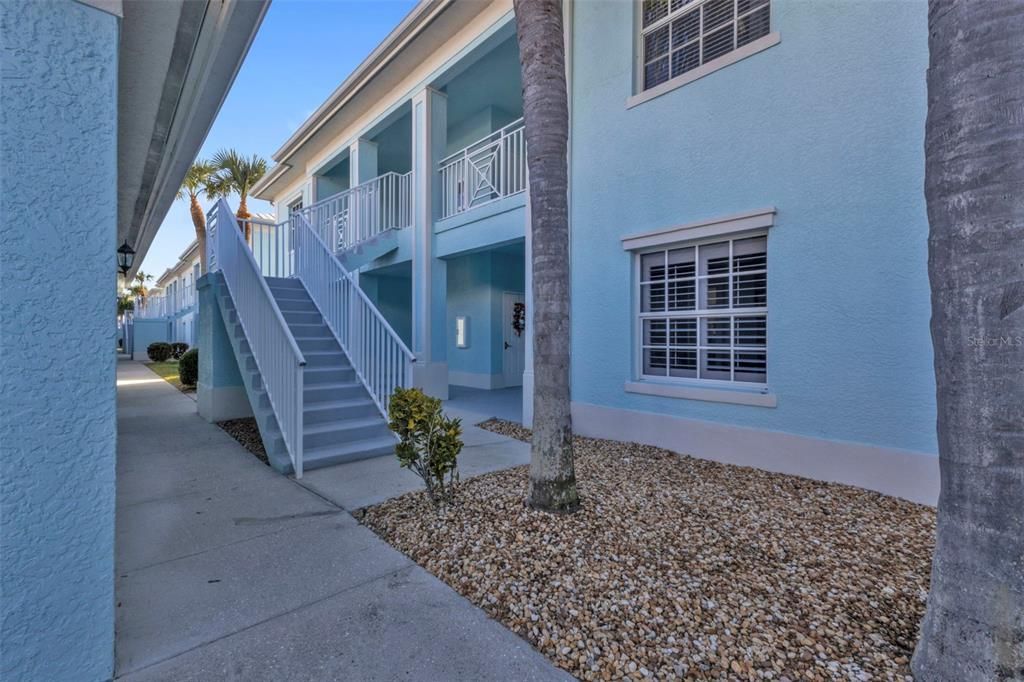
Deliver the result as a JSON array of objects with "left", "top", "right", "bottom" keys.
[
  {"left": 387, "top": 387, "right": 463, "bottom": 508},
  {"left": 147, "top": 342, "right": 172, "bottom": 362},
  {"left": 170, "top": 342, "right": 190, "bottom": 359},
  {"left": 179, "top": 348, "right": 198, "bottom": 387}
]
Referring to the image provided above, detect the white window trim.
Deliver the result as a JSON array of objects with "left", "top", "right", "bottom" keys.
[
  {"left": 625, "top": 380, "right": 776, "bottom": 407},
  {"left": 624, "top": 208, "right": 776, "bottom": 406},
  {"left": 628, "top": 32, "right": 781, "bottom": 110},
  {"left": 621, "top": 206, "right": 775, "bottom": 251}
]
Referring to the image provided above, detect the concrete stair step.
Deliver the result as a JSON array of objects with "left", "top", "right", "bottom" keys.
[
  {"left": 297, "top": 337, "right": 342, "bottom": 353},
  {"left": 273, "top": 416, "right": 390, "bottom": 450},
  {"left": 302, "top": 436, "right": 398, "bottom": 471},
  {"left": 303, "top": 350, "right": 347, "bottom": 367},
  {"left": 283, "top": 310, "right": 321, "bottom": 325},
  {"left": 289, "top": 323, "right": 333, "bottom": 339},
  {"left": 274, "top": 299, "right": 318, "bottom": 313},
  {"left": 304, "top": 367, "right": 355, "bottom": 386},
  {"left": 304, "top": 381, "right": 367, "bottom": 403},
  {"left": 264, "top": 276, "right": 304, "bottom": 290},
  {"left": 303, "top": 397, "right": 380, "bottom": 424}
]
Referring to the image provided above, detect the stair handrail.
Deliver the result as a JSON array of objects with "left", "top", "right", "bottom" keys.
[
  {"left": 291, "top": 211, "right": 414, "bottom": 417},
  {"left": 207, "top": 198, "right": 307, "bottom": 477}
]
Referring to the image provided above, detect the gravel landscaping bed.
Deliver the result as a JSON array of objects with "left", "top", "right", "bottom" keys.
[
  {"left": 216, "top": 417, "right": 269, "bottom": 466},
  {"left": 361, "top": 419, "right": 935, "bottom": 681}
]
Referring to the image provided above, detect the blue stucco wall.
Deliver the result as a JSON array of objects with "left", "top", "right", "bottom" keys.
[
  {"left": 134, "top": 319, "right": 172, "bottom": 358},
  {"left": 447, "top": 252, "right": 495, "bottom": 377},
  {"left": 361, "top": 272, "right": 413, "bottom": 347},
  {"left": 569, "top": 0, "right": 935, "bottom": 453},
  {"left": 445, "top": 249, "right": 524, "bottom": 383},
  {"left": 0, "top": 1, "right": 118, "bottom": 679},
  {"left": 197, "top": 274, "right": 245, "bottom": 390}
]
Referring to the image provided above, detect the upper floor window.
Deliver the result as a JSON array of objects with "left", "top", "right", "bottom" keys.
[{"left": 640, "top": 0, "right": 771, "bottom": 92}]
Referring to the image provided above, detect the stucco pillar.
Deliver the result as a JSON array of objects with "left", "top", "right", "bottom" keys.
[
  {"left": 411, "top": 87, "right": 449, "bottom": 398},
  {"left": 522, "top": 184, "right": 534, "bottom": 427},
  {"left": 197, "top": 273, "right": 253, "bottom": 422},
  {"left": 0, "top": 2, "right": 118, "bottom": 679}
]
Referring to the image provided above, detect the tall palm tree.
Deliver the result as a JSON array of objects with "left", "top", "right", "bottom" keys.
[
  {"left": 514, "top": 0, "right": 579, "bottom": 513},
  {"left": 913, "top": 1, "right": 1024, "bottom": 678},
  {"left": 212, "top": 148, "right": 267, "bottom": 243},
  {"left": 177, "top": 160, "right": 222, "bottom": 274},
  {"left": 130, "top": 271, "right": 152, "bottom": 301}
]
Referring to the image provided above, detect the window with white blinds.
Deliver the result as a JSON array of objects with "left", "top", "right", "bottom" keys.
[
  {"left": 640, "top": 0, "right": 771, "bottom": 92},
  {"left": 638, "top": 235, "right": 767, "bottom": 384}
]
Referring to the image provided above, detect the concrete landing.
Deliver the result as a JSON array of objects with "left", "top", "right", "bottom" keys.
[
  {"left": 114, "top": 359, "right": 567, "bottom": 681},
  {"left": 298, "top": 389, "right": 530, "bottom": 510}
]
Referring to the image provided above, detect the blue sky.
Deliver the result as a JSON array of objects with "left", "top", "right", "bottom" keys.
[{"left": 141, "top": 0, "right": 418, "bottom": 280}]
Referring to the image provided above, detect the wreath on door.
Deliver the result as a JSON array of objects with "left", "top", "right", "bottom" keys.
[{"left": 512, "top": 302, "right": 526, "bottom": 337}]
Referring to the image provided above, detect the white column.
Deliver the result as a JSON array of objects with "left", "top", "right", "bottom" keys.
[
  {"left": 349, "top": 138, "right": 378, "bottom": 185},
  {"left": 522, "top": 182, "right": 534, "bottom": 427},
  {"left": 347, "top": 138, "right": 378, "bottom": 281},
  {"left": 411, "top": 87, "right": 449, "bottom": 399}
]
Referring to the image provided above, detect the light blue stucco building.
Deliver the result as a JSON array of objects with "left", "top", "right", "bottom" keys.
[
  {"left": 568, "top": 0, "right": 936, "bottom": 502},
  {"left": 245, "top": 0, "right": 936, "bottom": 502},
  {"left": 0, "top": 0, "right": 940, "bottom": 673},
  {"left": 0, "top": 1, "right": 265, "bottom": 679}
]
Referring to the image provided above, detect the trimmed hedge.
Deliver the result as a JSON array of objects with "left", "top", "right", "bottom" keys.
[
  {"left": 170, "top": 342, "right": 190, "bottom": 359},
  {"left": 179, "top": 348, "right": 198, "bottom": 387},
  {"left": 147, "top": 342, "right": 172, "bottom": 362}
]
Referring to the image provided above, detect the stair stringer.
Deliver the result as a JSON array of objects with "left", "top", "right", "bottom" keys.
[{"left": 209, "top": 274, "right": 295, "bottom": 474}]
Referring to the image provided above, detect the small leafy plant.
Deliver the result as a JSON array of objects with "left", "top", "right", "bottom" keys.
[
  {"left": 179, "top": 348, "right": 198, "bottom": 387},
  {"left": 387, "top": 387, "right": 463, "bottom": 508},
  {"left": 147, "top": 342, "right": 172, "bottom": 362},
  {"left": 170, "top": 342, "right": 190, "bottom": 360}
]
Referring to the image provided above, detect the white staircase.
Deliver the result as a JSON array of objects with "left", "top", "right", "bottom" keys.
[{"left": 206, "top": 197, "right": 414, "bottom": 477}]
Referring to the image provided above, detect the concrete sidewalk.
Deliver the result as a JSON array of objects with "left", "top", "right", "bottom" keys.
[{"left": 115, "top": 359, "right": 567, "bottom": 681}]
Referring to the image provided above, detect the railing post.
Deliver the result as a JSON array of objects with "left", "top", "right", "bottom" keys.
[{"left": 294, "top": 366, "right": 303, "bottom": 478}]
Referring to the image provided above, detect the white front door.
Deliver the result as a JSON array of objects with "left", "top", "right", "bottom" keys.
[{"left": 502, "top": 292, "right": 526, "bottom": 387}]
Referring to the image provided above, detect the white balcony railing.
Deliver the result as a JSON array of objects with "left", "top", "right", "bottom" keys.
[
  {"left": 246, "top": 217, "right": 293, "bottom": 279},
  {"left": 208, "top": 199, "right": 307, "bottom": 477},
  {"left": 299, "top": 171, "right": 411, "bottom": 253},
  {"left": 438, "top": 117, "right": 526, "bottom": 220},
  {"left": 134, "top": 294, "right": 168, "bottom": 319}
]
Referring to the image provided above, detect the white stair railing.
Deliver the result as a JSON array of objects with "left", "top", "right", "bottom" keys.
[
  {"left": 439, "top": 117, "right": 526, "bottom": 219},
  {"left": 207, "top": 199, "right": 307, "bottom": 477},
  {"left": 292, "top": 212, "right": 414, "bottom": 416},
  {"left": 299, "top": 171, "right": 411, "bottom": 253}
]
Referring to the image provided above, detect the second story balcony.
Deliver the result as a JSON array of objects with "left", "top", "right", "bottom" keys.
[{"left": 438, "top": 116, "right": 525, "bottom": 220}]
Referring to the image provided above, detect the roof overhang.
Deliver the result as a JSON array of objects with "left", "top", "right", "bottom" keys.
[
  {"left": 252, "top": 0, "right": 496, "bottom": 200},
  {"left": 118, "top": 0, "right": 268, "bottom": 279}
]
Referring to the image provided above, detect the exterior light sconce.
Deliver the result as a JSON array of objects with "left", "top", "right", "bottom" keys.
[
  {"left": 455, "top": 316, "right": 469, "bottom": 348},
  {"left": 117, "top": 240, "right": 136, "bottom": 275}
]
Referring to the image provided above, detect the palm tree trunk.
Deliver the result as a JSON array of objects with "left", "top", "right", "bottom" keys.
[
  {"left": 514, "top": 0, "right": 579, "bottom": 513},
  {"left": 913, "top": 1, "right": 1024, "bottom": 678},
  {"left": 189, "top": 194, "right": 208, "bottom": 274},
  {"left": 237, "top": 194, "right": 251, "bottom": 245}
]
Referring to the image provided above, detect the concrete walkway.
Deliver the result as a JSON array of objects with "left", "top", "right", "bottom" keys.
[{"left": 115, "top": 359, "right": 567, "bottom": 681}]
